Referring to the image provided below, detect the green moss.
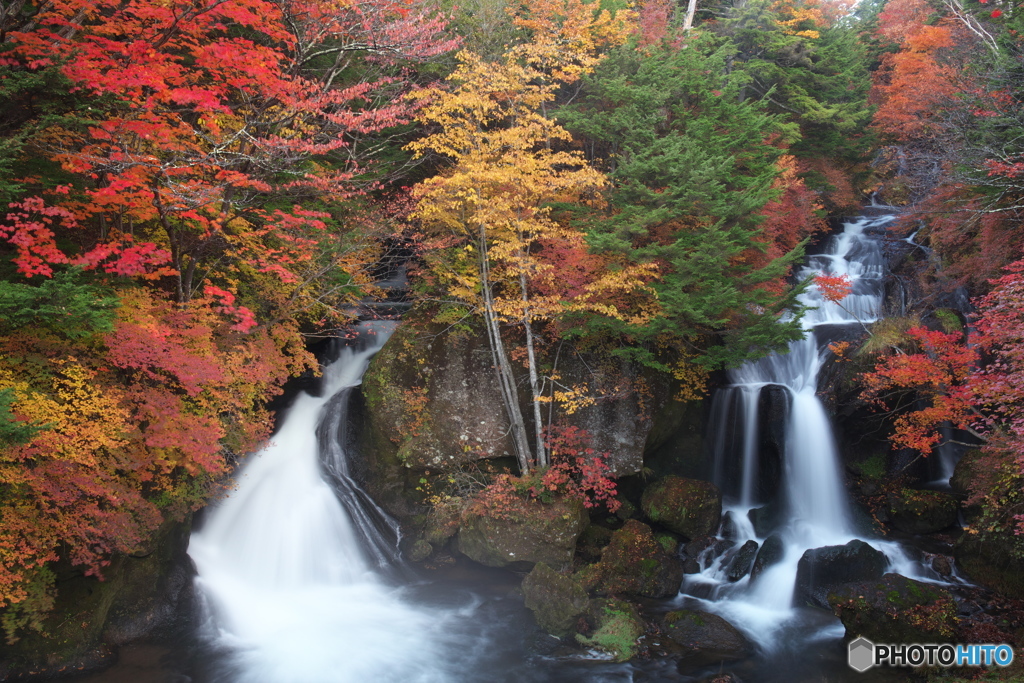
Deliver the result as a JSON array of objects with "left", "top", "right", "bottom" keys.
[
  {"left": 575, "top": 602, "right": 644, "bottom": 662},
  {"left": 933, "top": 308, "right": 962, "bottom": 333},
  {"left": 655, "top": 533, "right": 678, "bottom": 554},
  {"left": 855, "top": 453, "right": 886, "bottom": 479}
]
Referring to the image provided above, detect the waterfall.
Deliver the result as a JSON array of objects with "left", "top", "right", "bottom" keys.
[
  {"left": 688, "top": 214, "right": 935, "bottom": 647},
  {"left": 188, "top": 321, "right": 458, "bottom": 683}
]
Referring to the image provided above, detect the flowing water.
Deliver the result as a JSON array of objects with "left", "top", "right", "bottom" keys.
[
  {"left": 184, "top": 322, "right": 648, "bottom": 683},
  {"left": 100, "top": 214, "right": 959, "bottom": 683},
  {"left": 682, "top": 213, "right": 951, "bottom": 651},
  {"left": 188, "top": 321, "right": 465, "bottom": 683}
]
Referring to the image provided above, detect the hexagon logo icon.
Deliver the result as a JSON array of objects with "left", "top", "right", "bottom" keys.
[{"left": 848, "top": 637, "right": 875, "bottom": 672}]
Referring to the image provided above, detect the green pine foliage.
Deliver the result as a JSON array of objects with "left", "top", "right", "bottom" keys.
[
  {"left": 559, "top": 36, "right": 809, "bottom": 369},
  {"left": 0, "top": 269, "right": 120, "bottom": 339}
]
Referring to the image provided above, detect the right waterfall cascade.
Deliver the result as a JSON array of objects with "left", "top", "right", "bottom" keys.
[{"left": 686, "top": 212, "right": 959, "bottom": 649}]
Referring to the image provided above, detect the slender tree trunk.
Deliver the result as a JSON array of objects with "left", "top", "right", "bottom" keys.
[
  {"left": 478, "top": 224, "right": 534, "bottom": 473},
  {"left": 519, "top": 269, "right": 548, "bottom": 468},
  {"left": 683, "top": 0, "right": 698, "bottom": 31}
]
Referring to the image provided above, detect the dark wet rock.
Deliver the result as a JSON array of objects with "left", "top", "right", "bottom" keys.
[
  {"left": 930, "top": 554, "right": 953, "bottom": 577},
  {"left": 456, "top": 497, "right": 588, "bottom": 570},
  {"left": 643, "top": 392, "right": 708, "bottom": 481},
  {"left": 829, "top": 573, "right": 957, "bottom": 643},
  {"left": 594, "top": 520, "right": 683, "bottom": 598},
  {"left": 747, "top": 500, "right": 785, "bottom": 537},
  {"left": 421, "top": 500, "right": 461, "bottom": 547},
  {"left": 0, "top": 520, "right": 196, "bottom": 679},
  {"left": 698, "top": 675, "right": 745, "bottom": 683},
  {"left": 949, "top": 449, "right": 980, "bottom": 497},
  {"left": 361, "top": 321, "right": 515, "bottom": 471},
  {"left": 614, "top": 496, "right": 639, "bottom": 521},
  {"left": 859, "top": 479, "right": 881, "bottom": 496},
  {"left": 408, "top": 539, "right": 433, "bottom": 562},
  {"left": 954, "top": 531, "right": 1024, "bottom": 599},
  {"left": 725, "top": 540, "right": 759, "bottom": 582},
  {"left": 849, "top": 503, "right": 885, "bottom": 538},
  {"left": 576, "top": 524, "right": 614, "bottom": 562},
  {"left": 720, "top": 511, "right": 740, "bottom": 541},
  {"left": 661, "top": 609, "right": 754, "bottom": 665},
  {"left": 949, "top": 449, "right": 983, "bottom": 524},
  {"left": 522, "top": 563, "right": 590, "bottom": 638},
  {"left": 641, "top": 476, "right": 722, "bottom": 540},
  {"left": 795, "top": 540, "right": 888, "bottom": 609},
  {"left": 754, "top": 385, "right": 788, "bottom": 502},
  {"left": 682, "top": 536, "right": 731, "bottom": 574},
  {"left": 576, "top": 599, "right": 646, "bottom": 662},
  {"left": 886, "top": 489, "right": 958, "bottom": 535},
  {"left": 750, "top": 533, "right": 785, "bottom": 581}
]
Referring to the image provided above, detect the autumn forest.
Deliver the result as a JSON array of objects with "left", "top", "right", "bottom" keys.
[{"left": 2, "top": 0, "right": 1024, "bottom": 677}]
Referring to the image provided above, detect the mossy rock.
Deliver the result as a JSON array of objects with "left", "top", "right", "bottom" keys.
[
  {"left": 828, "top": 573, "right": 957, "bottom": 643},
  {"left": 886, "top": 488, "right": 958, "bottom": 535},
  {"left": 594, "top": 520, "right": 683, "bottom": 598},
  {"left": 407, "top": 540, "right": 433, "bottom": 562},
  {"left": 640, "top": 476, "right": 722, "bottom": 540},
  {"left": 522, "top": 563, "right": 590, "bottom": 638},
  {"left": 954, "top": 531, "right": 1024, "bottom": 599},
  {"left": 361, "top": 320, "right": 514, "bottom": 471},
  {"left": 661, "top": 609, "right": 754, "bottom": 665},
  {"left": 455, "top": 496, "right": 588, "bottom": 570},
  {"left": 576, "top": 599, "right": 645, "bottom": 662},
  {"left": 0, "top": 520, "right": 194, "bottom": 679},
  {"left": 361, "top": 319, "right": 666, "bottom": 478}
]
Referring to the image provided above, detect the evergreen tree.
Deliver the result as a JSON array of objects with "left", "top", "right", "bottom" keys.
[{"left": 560, "top": 36, "right": 809, "bottom": 370}]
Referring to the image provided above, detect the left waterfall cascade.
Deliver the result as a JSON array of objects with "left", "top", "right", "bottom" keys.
[{"left": 188, "top": 321, "right": 452, "bottom": 683}]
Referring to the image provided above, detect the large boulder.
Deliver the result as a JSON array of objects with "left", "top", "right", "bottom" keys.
[
  {"left": 641, "top": 476, "right": 722, "bottom": 540},
  {"left": 660, "top": 610, "right": 754, "bottom": 665},
  {"left": 522, "top": 563, "right": 590, "bottom": 638},
  {"left": 829, "top": 573, "right": 957, "bottom": 643},
  {"left": 361, "top": 321, "right": 515, "bottom": 471},
  {"left": 794, "top": 540, "right": 888, "bottom": 609},
  {"left": 594, "top": 520, "right": 683, "bottom": 598},
  {"left": 886, "top": 489, "right": 958, "bottom": 535},
  {"left": 455, "top": 497, "right": 588, "bottom": 570},
  {"left": 361, "top": 320, "right": 665, "bottom": 478}
]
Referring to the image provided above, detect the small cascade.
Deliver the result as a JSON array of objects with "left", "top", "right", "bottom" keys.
[
  {"left": 188, "top": 321, "right": 458, "bottom": 683},
  {"left": 687, "top": 213, "right": 942, "bottom": 648}
]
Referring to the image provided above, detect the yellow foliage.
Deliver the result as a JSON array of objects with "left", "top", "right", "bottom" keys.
[{"left": 671, "top": 353, "right": 709, "bottom": 402}]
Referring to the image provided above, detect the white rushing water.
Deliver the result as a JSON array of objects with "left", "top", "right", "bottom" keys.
[
  {"left": 688, "top": 214, "right": 942, "bottom": 648},
  {"left": 188, "top": 321, "right": 461, "bottom": 683}
]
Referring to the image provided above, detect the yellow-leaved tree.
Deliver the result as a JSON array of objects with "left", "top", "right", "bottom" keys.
[{"left": 407, "top": 1, "right": 652, "bottom": 473}]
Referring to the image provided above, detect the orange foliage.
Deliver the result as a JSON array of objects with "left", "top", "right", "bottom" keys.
[
  {"left": 871, "top": 22, "right": 960, "bottom": 141},
  {"left": 914, "top": 185, "right": 1024, "bottom": 290},
  {"left": 752, "top": 155, "right": 827, "bottom": 292},
  {"left": 0, "top": 291, "right": 313, "bottom": 614}
]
